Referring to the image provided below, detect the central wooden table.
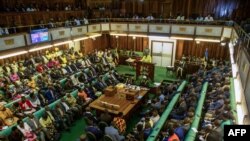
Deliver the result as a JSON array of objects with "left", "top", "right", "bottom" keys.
[{"left": 89, "top": 87, "right": 149, "bottom": 118}]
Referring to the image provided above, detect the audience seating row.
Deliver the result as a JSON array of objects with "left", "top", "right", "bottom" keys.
[
  {"left": 3, "top": 74, "right": 42, "bottom": 108},
  {"left": 184, "top": 82, "right": 208, "bottom": 141},
  {"left": 0, "top": 69, "right": 86, "bottom": 136},
  {"left": 0, "top": 89, "right": 78, "bottom": 136},
  {"left": 146, "top": 81, "right": 187, "bottom": 141},
  {"left": 230, "top": 78, "right": 237, "bottom": 122},
  {"left": 184, "top": 78, "right": 237, "bottom": 141}
]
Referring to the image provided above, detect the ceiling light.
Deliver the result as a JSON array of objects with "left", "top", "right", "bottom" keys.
[
  {"left": 128, "top": 34, "right": 148, "bottom": 38},
  {"left": 0, "top": 51, "right": 28, "bottom": 59},
  {"left": 29, "top": 45, "right": 53, "bottom": 52},
  {"left": 88, "top": 34, "right": 102, "bottom": 38},
  {"left": 73, "top": 37, "right": 89, "bottom": 42},
  {"left": 221, "top": 42, "right": 226, "bottom": 46},
  {"left": 170, "top": 36, "right": 193, "bottom": 41},
  {"left": 110, "top": 32, "right": 127, "bottom": 36},
  {"left": 195, "top": 38, "right": 221, "bottom": 43},
  {"left": 53, "top": 40, "right": 73, "bottom": 46}
]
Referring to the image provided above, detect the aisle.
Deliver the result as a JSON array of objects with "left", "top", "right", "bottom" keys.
[{"left": 60, "top": 119, "right": 86, "bottom": 141}]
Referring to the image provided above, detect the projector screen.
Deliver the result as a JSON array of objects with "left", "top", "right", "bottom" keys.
[{"left": 30, "top": 28, "right": 49, "bottom": 44}]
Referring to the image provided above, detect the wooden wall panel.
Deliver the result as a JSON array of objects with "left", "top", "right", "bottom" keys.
[
  {"left": 120, "top": 0, "right": 249, "bottom": 20},
  {"left": 0, "top": 11, "right": 84, "bottom": 30},
  {"left": 81, "top": 34, "right": 109, "bottom": 55},
  {"left": 0, "top": 0, "right": 77, "bottom": 11},
  {"left": 176, "top": 40, "right": 184, "bottom": 60},
  {"left": 176, "top": 40, "right": 229, "bottom": 60},
  {"left": 1, "top": 0, "right": 250, "bottom": 20},
  {"left": 109, "top": 36, "right": 148, "bottom": 52}
]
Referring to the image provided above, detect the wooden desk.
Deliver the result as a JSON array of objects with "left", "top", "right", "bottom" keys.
[{"left": 89, "top": 87, "right": 148, "bottom": 118}]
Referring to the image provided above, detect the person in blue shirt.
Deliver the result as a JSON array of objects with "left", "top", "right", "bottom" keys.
[
  {"left": 105, "top": 121, "right": 125, "bottom": 141},
  {"left": 205, "top": 48, "right": 209, "bottom": 61},
  {"left": 44, "top": 87, "right": 56, "bottom": 104},
  {"left": 85, "top": 119, "right": 103, "bottom": 139}
]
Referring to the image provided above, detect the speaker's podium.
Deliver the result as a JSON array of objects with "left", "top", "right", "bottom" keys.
[{"left": 135, "top": 61, "right": 155, "bottom": 81}]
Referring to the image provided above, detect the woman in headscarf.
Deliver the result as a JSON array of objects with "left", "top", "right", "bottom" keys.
[{"left": 0, "top": 104, "right": 19, "bottom": 126}]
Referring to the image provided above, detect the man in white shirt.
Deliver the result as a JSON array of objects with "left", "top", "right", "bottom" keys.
[
  {"left": 146, "top": 14, "right": 154, "bottom": 21},
  {"left": 0, "top": 27, "right": 4, "bottom": 35},
  {"left": 204, "top": 14, "right": 214, "bottom": 22},
  {"left": 83, "top": 17, "right": 89, "bottom": 25},
  {"left": 74, "top": 18, "right": 81, "bottom": 26},
  {"left": 196, "top": 15, "right": 204, "bottom": 21},
  {"left": 176, "top": 14, "right": 185, "bottom": 20}
]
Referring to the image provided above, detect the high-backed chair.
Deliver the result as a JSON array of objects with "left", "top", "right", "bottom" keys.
[
  {"left": 98, "top": 121, "right": 108, "bottom": 132},
  {"left": 86, "top": 131, "right": 97, "bottom": 141},
  {"left": 103, "top": 135, "right": 113, "bottom": 141}
]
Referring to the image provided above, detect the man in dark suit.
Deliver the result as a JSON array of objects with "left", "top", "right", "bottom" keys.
[
  {"left": 44, "top": 87, "right": 56, "bottom": 104},
  {"left": 58, "top": 99, "right": 75, "bottom": 122},
  {"left": 84, "top": 83, "right": 97, "bottom": 99},
  {"left": 26, "top": 114, "right": 48, "bottom": 141},
  {"left": 64, "top": 62, "right": 74, "bottom": 74},
  {"left": 70, "top": 61, "right": 79, "bottom": 72},
  {"left": 54, "top": 103, "right": 72, "bottom": 127},
  {"left": 44, "top": 106, "right": 69, "bottom": 132}
]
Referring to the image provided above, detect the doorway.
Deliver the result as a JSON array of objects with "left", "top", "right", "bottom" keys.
[{"left": 151, "top": 41, "right": 174, "bottom": 67}]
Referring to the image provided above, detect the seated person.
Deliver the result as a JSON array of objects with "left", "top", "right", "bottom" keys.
[
  {"left": 127, "top": 124, "right": 144, "bottom": 141},
  {"left": 106, "top": 53, "right": 115, "bottom": 68},
  {"left": 99, "top": 109, "right": 112, "bottom": 125},
  {"left": 140, "top": 53, "right": 152, "bottom": 63},
  {"left": 176, "top": 59, "right": 186, "bottom": 78},
  {"left": 11, "top": 102, "right": 25, "bottom": 119},
  {"left": 29, "top": 93, "right": 41, "bottom": 110},
  {"left": 19, "top": 96, "right": 36, "bottom": 115},
  {"left": 85, "top": 119, "right": 103, "bottom": 139},
  {"left": 54, "top": 103, "right": 72, "bottom": 129},
  {"left": 70, "top": 74, "right": 84, "bottom": 88},
  {"left": 27, "top": 76, "right": 38, "bottom": 90},
  {"left": 84, "top": 83, "right": 97, "bottom": 99},
  {"left": 162, "top": 127, "right": 180, "bottom": 141},
  {"left": 26, "top": 114, "right": 48, "bottom": 141},
  {"left": 64, "top": 78, "right": 75, "bottom": 91},
  {"left": 36, "top": 63, "right": 44, "bottom": 73},
  {"left": 144, "top": 121, "right": 153, "bottom": 139},
  {"left": 150, "top": 110, "right": 160, "bottom": 126},
  {"left": 17, "top": 120, "right": 37, "bottom": 141},
  {"left": 113, "top": 112, "right": 126, "bottom": 134},
  {"left": 204, "top": 14, "right": 214, "bottom": 22},
  {"left": 59, "top": 54, "right": 68, "bottom": 67},
  {"left": 171, "top": 97, "right": 187, "bottom": 120},
  {"left": 9, "top": 70, "right": 20, "bottom": 83},
  {"left": 0, "top": 104, "right": 19, "bottom": 126},
  {"left": 83, "top": 107, "right": 98, "bottom": 124},
  {"left": 105, "top": 121, "right": 125, "bottom": 141},
  {"left": 8, "top": 126, "right": 24, "bottom": 141},
  {"left": 78, "top": 88, "right": 92, "bottom": 103},
  {"left": 39, "top": 113, "right": 58, "bottom": 140},
  {"left": 44, "top": 87, "right": 56, "bottom": 104},
  {"left": 65, "top": 94, "right": 82, "bottom": 118}
]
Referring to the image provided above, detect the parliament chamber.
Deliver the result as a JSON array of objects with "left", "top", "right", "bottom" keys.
[{"left": 0, "top": 0, "right": 250, "bottom": 141}]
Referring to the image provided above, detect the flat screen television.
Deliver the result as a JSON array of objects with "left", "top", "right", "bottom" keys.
[{"left": 30, "top": 28, "right": 49, "bottom": 44}]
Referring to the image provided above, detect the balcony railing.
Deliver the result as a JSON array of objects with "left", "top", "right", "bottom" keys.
[{"left": 0, "top": 18, "right": 234, "bottom": 35}]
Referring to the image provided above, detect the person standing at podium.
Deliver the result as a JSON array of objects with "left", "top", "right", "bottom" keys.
[{"left": 140, "top": 52, "right": 152, "bottom": 63}]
